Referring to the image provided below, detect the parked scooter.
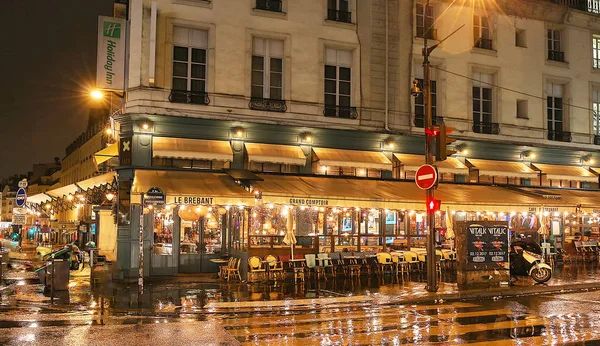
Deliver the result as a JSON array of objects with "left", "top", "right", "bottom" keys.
[{"left": 510, "top": 236, "right": 552, "bottom": 284}]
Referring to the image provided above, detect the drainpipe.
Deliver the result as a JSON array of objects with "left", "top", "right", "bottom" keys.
[{"left": 385, "top": 0, "right": 390, "bottom": 131}]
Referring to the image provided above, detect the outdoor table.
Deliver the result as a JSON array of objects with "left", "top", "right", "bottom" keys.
[{"left": 210, "top": 259, "right": 230, "bottom": 279}]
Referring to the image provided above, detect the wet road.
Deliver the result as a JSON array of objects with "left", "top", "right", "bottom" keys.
[{"left": 2, "top": 291, "right": 600, "bottom": 345}]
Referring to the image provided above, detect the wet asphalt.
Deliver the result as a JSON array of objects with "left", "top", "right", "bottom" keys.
[{"left": 3, "top": 251, "right": 600, "bottom": 344}]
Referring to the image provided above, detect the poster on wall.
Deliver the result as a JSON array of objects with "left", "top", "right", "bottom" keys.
[{"left": 466, "top": 223, "right": 509, "bottom": 269}]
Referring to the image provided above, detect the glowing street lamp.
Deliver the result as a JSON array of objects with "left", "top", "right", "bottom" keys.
[{"left": 91, "top": 89, "right": 104, "bottom": 100}]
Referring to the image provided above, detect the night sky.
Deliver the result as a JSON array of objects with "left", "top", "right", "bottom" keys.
[{"left": 0, "top": 0, "right": 115, "bottom": 178}]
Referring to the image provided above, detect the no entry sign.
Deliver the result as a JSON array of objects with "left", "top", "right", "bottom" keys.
[{"left": 415, "top": 164, "right": 438, "bottom": 190}]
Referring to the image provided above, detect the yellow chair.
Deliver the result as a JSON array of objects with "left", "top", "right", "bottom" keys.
[
  {"left": 265, "top": 255, "right": 284, "bottom": 280},
  {"left": 223, "top": 258, "right": 241, "bottom": 282},
  {"left": 391, "top": 253, "right": 408, "bottom": 280},
  {"left": 403, "top": 251, "right": 420, "bottom": 273},
  {"left": 248, "top": 256, "right": 266, "bottom": 282},
  {"left": 376, "top": 252, "right": 394, "bottom": 275}
]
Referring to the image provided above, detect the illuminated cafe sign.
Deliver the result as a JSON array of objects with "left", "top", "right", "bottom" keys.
[
  {"left": 528, "top": 207, "right": 560, "bottom": 213},
  {"left": 173, "top": 196, "right": 214, "bottom": 205},
  {"left": 289, "top": 198, "right": 329, "bottom": 206}
]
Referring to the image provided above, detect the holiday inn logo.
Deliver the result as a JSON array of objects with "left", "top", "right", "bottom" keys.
[{"left": 103, "top": 22, "right": 121, "bottom": 38}]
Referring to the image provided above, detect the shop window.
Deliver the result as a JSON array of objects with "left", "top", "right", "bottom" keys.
[
  {"left": 341, "top": 166, "right": 355, "bottom": 176},
  {"left": 152, "top": 157, "right": 229, "bottom": 170},
  {"left": 231, "top": 207, "right": 248, "bottom": 251},
  {"left": 180, "top": 206, "right": 225, "bottom": 255},
  {"left": 520, "top": 178, "right": 532, "bottom": 186},
  {"left": 367, "top": 169, "right": 381, "bottom": 178},
  {"left": 152, "top": 209, "right": 174, "bottom": 256}
]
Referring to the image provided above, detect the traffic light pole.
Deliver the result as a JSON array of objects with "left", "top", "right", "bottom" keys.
[{"left": 423, "top": 5, "right": 438, "bottom": 293}]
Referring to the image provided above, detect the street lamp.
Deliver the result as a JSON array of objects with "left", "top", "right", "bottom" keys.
[{"left": 91, "top": 89, "right": 104, "bottom": 100}]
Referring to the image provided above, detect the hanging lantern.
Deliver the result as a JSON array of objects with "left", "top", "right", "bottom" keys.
[
  {"left": 218, "top": 207, "right": 227, "bottom": 215},
  {"left": 196, "top": 205, "right": 209, "bottom": 217},
  {"left": 178, "top": 207, "right": 199, "bottom": 222}
]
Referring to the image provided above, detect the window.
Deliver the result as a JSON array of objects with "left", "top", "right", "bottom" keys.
[
  {"left": 546, "top": 83, "right": 564, "bottom": 138},
  {"left": 256, "top": 0, "right": 282, "bottom": 12},
  {"left": 324, "top": 47, "right": 355, "bottom": 118},
  {"left": 473, "top": 15, "right": 492, "bottom": 50},
  {"left": 327, "top": 0, "right": 351, "bottom": 23},
  {"left": 548, "top": 29, "right": 564, "bottom": 62},
  {"left": 593, "top": 35, "right": 600, "bottom": 69},
  {"left": 593, "top": 87, "right": 600, "bottom": 137},
  {"left": 472, "top": 72, "right": 493, "bottom": 132},
  {"left": 515, "top": 29, "right": 527, "bottom": 48},
  {"left": 172, "top": 27, "right": 207, "bottom": 93},
  {"left": 416, "top": 3, "right": 435, "bottom": 39},
  {"left": 251, "top": 38, "right": 284, "bottom": 100},
  {"left": 517, "top": 100, "right": 528, "bottom": 119}
]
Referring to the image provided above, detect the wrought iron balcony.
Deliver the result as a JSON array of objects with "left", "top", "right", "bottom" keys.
[
  {"left": 416, "top": 27, "right": 437, "bottom": 40},
  {"left": 474, "top": 38, "right": 493, "bottom": 50},
  {"left": 594, "top": 134, "right": 600, "bottom": 145},
  {"left": 327, "top": 9, "right": 352, "bottom": 23},
  {"left": 324, "top": 105, "right": 358, "bottom": 119},
  {"left": 169, "top": 90, "right": 210, "bottom": 105},
  {"left": 256, "top": 0, "right": 282, "bottom": 12},
  {"left": 548, "top": 50, "right": 565, "bottom": 62},
  {"left": 549, "top": 0, "right": 600, "bottom": 13},
  {"left": 548, "top": 130, "right": 572, "bottom": 142},
  {"left": 472, "top": 122, "right": 500, "bottom": 135},
  {"left": 414, "top": 114, "right": 444, "bottom": 128},
  {"left": 249, "top": 98, "right": 287, "bottom": 112}
]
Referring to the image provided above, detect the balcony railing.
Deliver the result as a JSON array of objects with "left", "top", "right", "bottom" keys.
[
  {"left": 549, "top": 0, "right": 600, "bottom": 13},
  {"left": 256, "top": 0, "right": 282, "bottom": 12},
  {"left": 169, "top": 90, "right": 210, "bottom": 105},
  {"left": 594, "top": 134, "right": 600, "bottom": 145},
  {"left": 474, "top": 38, "right": 493, "bottom": 50},
  {"left": 414, "top": 114, "right": 444, "bottom": 128},
  {"left": 548, "top": 50, "right": 565, "bottom": 62},
  {"left": 324, "top": 105, "right": 358, "bottom": 119},
  {"left": 327, "top": 9, "right": 352, "bottom": 23},
  {"left": 548, "top": 130, "right": 572, "bottom": 142},
  {"left": 249, "top": 98, "right": 287, "bottom": 112},
  {"left": 472, "top": 122, "right": 500, "bottom": 135},
  {"left": 416, "top": 27, "right": 437, "bottom": 40}
]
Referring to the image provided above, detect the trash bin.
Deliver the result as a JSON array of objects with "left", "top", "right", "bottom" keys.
[{"left": 45, "top": 259, "right": 70, "bottom": 291}]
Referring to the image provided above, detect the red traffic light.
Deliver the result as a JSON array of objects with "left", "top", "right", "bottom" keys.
[{"left": 427, "top": 199, "right": 441, "bottom": 212}]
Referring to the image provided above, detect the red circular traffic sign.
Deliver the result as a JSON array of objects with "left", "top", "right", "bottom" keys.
[{"left": 415, "top": 164, "right": 438, "bottom": 190}]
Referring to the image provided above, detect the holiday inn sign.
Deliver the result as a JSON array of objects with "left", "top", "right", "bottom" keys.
[{"left": 96, "top": 16, "right": 126, "bottom": 91}]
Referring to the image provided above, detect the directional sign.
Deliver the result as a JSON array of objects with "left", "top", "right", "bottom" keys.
[
  {"left": 145, "top": 187, "right": 166, "bottom": 206},
  {"left": 15, "top": 188, "right": 27, "bottom": 207},
  {"left": 415, "top": 164, "right": 438, "bottom": 190},
  {"left": 12, "top": 208, "right": 27, "bottom": 225}
]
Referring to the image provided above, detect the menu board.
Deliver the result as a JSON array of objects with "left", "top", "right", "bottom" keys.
[{"left": 467, "top": 224, "right": 509, "bottom": 267}]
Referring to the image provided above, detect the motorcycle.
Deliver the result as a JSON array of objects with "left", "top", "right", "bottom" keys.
[{"left": 509, "top": 237, "right": 552, "bottom": 284}]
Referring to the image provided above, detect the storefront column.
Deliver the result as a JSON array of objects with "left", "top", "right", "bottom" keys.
[
  {"left": 381, "top": 151, "right": 393, "bottom": 179},
  {"left": 379, "top": 209, "right": 385, "bottom": 251},
  {"left": 300, "top": 145, "right": 312, "bottom": 174}
]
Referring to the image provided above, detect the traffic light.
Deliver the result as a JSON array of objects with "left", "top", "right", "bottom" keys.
[
  {"left": 427, "top": 198, "right": 441, "bottom": 212},
  {"left": 435, "top": 123, "right": 457, "bottom": 162}
]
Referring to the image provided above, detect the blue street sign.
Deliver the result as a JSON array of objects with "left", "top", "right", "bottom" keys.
[{"left": 15, "top": 188, "right": 27, "bottom": 207}]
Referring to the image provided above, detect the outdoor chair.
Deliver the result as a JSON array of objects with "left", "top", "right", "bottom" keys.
[
  {"left": 220, "top": 257, "right": 234, "bottom": 279},
  {"left": 391, "top": 253, "right": 408, "bottom": 280},
  {"left": 265, "top": 255, "right": 284, "bottom": 280},
  {"left": 279, "top": 255, "right": 291, "bottom": 271},
  {"left": 248, "top": 256, "right": 266, "bottom": 282},
  {"left": 403, "top": 251, "right": 421, "bottom": 273},
  {"left": 376, "top": 252, "right": 394, "bottom": 275},
  {"left": 304, "top": 254, "right": 317, "bottom": 279},
  {"left": 316, "top": 253, "right": 333, "bottom": 279},
  {"left": 342, "top": 252, "right": 360, "bottom": 277},
  {"left": 328, "top": 252, "right": 344, "bottom": 276},
  {"left": 223, "top": 258, "right": 241, "bottom": 282}
]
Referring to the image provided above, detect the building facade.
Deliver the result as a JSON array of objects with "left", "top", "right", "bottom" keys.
[{"left": 32, "top": 0, "right": 600, "bottom": 279}]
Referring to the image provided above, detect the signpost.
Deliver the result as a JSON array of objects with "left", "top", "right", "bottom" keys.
[
  {"left": 415, "top": 165, "right": 438, "bottom": 190},
  {"left": 11, "top": 208, "right": 27, "bottom": 226}
]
